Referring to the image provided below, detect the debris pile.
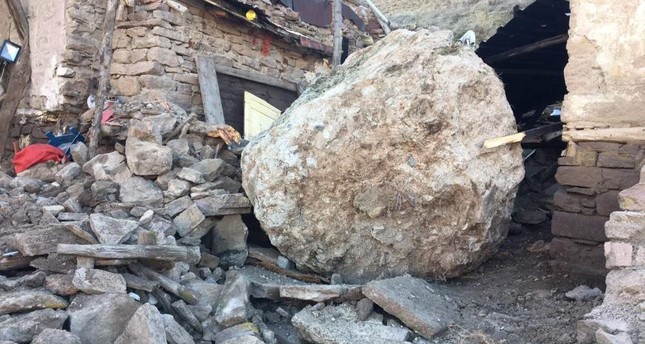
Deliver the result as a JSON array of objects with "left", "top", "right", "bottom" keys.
[
  {"left": 242, "top": 29, "right": 525, "bottom": 283},
  {"left": 0, "top": 93, "right": 461, "bottom": 343}
]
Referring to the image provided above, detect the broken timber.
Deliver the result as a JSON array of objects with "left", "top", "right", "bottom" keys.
[
  {"left": 214, "top": 64, "right": 298, "bottom": 92},
  {"left": 196, "top": 55, "right": 226, "bottom": 124},
  {"left": 485, "top": 34, "right": 568, "bottom": 64},
  {"left": 246, "top": 246, "right": 327, "bottom": 284},
  {"left": 56, "top": 244, "right": 201, "bottom": 264},
  {"left": 194, "top": 193, "right": 252, "bottom": 216},
  {"left": 129, "top": 262, "right": 199, "bottom": 304},
  {"left": 484, "top": 122, "right": 563, "bottom": 149}
]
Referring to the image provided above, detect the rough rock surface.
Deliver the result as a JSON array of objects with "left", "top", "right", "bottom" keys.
[
  {"left": 68, "top": 293, "right": 140, "bottom": 344},
  {"left": 242, "top": 29, "right": 524, "bottom": 282},
  {"left": 0, "top": 309, "right": 68, "bottom": 343}
]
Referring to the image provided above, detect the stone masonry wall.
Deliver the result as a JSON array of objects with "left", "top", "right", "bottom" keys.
[
  {"left": 575, "top": 166, "right": 645, "bottom": 343},
  {"left": 550, "top": 0, "right": 645, "bottom": 279},
  {"left": 109, "top": 1, "right": 323, "bottom": 116}
]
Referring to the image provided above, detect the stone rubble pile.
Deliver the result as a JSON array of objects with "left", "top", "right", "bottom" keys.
[{"left": 0, "top": 96, "right": 461, "bottom": 343}]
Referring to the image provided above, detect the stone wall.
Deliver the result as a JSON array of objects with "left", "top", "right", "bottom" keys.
[
  {"left": 575, "top": 166, "right": 645, "bottom": 343},
  {"left": 550, "top": 0, "right": 645, "bottom": 279},
  {"left": 109, "top": 0, "right": 323, "bottom": 116}
]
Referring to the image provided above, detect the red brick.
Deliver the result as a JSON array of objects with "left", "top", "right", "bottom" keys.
[
  {"left": 601, "top": 168, "right": 639, "bottom": 190},
  {"left": 556, "top": 166, "right": 603, "bottom": 188},
  {"left": 553, "top": 189, "right": 583, "bottom": 213},
  {"left": 549, "top": 237, "right": 605, "bottom": 268},
  {"left": 551, "top": 211, "right": 608, "bottom": 241},
  {"left": 597, "top": 152, "right": 636, "bottom": 169}
]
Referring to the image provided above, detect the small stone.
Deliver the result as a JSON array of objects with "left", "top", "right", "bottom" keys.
[
  {"left": 192, "top": 158, "right": 236, "bottom": 182},
  {"left": 162, "top": 196, "right": 193, "bottom": 217},
  {"left": 119, "top": 177, "right": 164, "bottom": 207},
  {"left": 45, "top": 274, "right": 79, "bottom": 296},
  {"left": 43, "top": 205, "right": 65, "bottom": 216},
  {"left": 115, "top": 303, "right": 167, "bottom": 344},
  {"left": 139, "top": 209, "right": 155, "bottom": 225},
  {"left": 68, "top": 293, "right": 140, "bottom": 344},
  {"left": 71, "top": 142, "right": 89, "bottom": 166},
  {"left": 0, "top": 289, "right": 68, "bottom": 315},
  {"left": 89, "top": 213, "right": 139, "bottom": 244},
  {"left": 165, "top": 179, "right": 192, "bottom": 199},
  {"left": 356, "top": 298, "right": 374, "bottom": 321},
  {"left": 213, "top": 215, "right": 248, "bottom": 268},
  {"left": 173, "top": 204, "right": 205, "bottom": 237},
  {"left": 177, "top": 167, "right": 206, "bottom": 184},
  {"left": 82, "top": 152, "right": 132, "bottom": 183},
  {"left": 162, "top": 314, "right": 195, "bottom": 344},
  {"left": 363, "top": 275, "right": 459, "bottom": 338},
  {"left": 565, "top": 285, "right": 603, "bottom": 301},
  {"left": 32, "top": 329, "right": 81, "bottom": 344},
  {"left": 126, "top": 138, "right": 173, "bottom": 176},
  {"left": 0, "top": 309, "right": 68, "bottom": 343},
  {"left": 73, "top": 268, "right": 127, "bottom": 294},
  {"left": 330, "top": 273, "right": 343, "bottom": 285},
  {"left": 0, "top": 271, "right": 46, "bottom": 291},
  {"left": 276, "top": 256, "right": 294, "bottom": 270},
  {"left": 58, "top": 212, "right": 89, "bottom": 222},
  {"left": 55, "top": 163, "right": 82, "bottom": 186},
  {"left": 214, "top": 270, "right": 251, "bottom": 327}
]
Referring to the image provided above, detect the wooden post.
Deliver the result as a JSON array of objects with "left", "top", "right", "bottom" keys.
[
  {"left": 0, "top": 0, "right": 30, "bottom": 160},
  {"left": 87, "top": 0, "right": 120, "bottom": 157},
  {"left": 196, "top": 55, "right": 226, "bottom": 124},
  {"left": 332, "top": 0, "right": 343, "bottom": 67}
]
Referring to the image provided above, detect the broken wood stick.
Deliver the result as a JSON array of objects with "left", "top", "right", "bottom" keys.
[
  {"left": 188, "top": 120, "right": 241, "bottom": 145},
  {"left": 364, "top": 0, "right": 391, "bottom": 34},
  {"left": 57, "top": 244, "right": 201, "bottom": 264},
  {"left": 247, "top": 246, "right": 328, "bottom": 284},
  {"left": 87, "top": 0, "right": 119, "bottom": 157},
  {"left": 129, "top": 262, "right": 199, "bottom": 304},
  {"left": 483, "top": 123, "right": 563, "bottom": 149},
  {"left": 121, "top": 272, "right": 160, "bottom": 292},
  {"left": 485, "top": 34, "right": 568, "bottom": 64},
  {"left": 164, "top": 113, "right": 196, "bottom": 144}
]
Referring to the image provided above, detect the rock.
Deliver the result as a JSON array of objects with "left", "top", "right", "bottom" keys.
[
  {"left": 595, "top": 329, "right": 634, "bottom": 344},
  {"left": 214, "top": 270, "right": 251, "bottom": 327},
  {"left": 276, "top": 256, "right": 295, "bottom": 270},
  {"left": 0, "top": 309, "right": 68, "bottom": 343},
  {"left": 512, "top": 208, "right": 547, "bottom": 225},
  {"left": 292, "top": 304, "right": 412, "bottom": 344},
  {"left": 45, "top": 274, "right": 79, "bottom": 296},
  {"left": 178, "top": 167, "right": 206, "bottom": 184},
  {"left": 241, "top": 30, "right": 524, "bottom": 282},
  {"left": 565, "top": 285, "right": 603, "bottom": 301},
  {"left": 577, "top": 318, "right": 631, "bottom": 344},
  {"left": 214, "top": 323, "right": 264, "bottom": 344},
  {"left": 192, "top": 158, "right": 236, "bottom": 182},
  {"left": 57, "top": 212, "right": 89, "bottom": 222},
  {"left": 89, "top": 181, "right": 120, "bottom": 205},
  {"left": 356, "top": 298, "right": 374, "bottom": 321},
  {"left": 17, "top": 164, "right": 60, "bottom": 183},
  {"left": 170, "top": 300, "right": 202, "bottom": 333},
  {"left": 82, "top": 152, "right": 133, "bottom": 183},
  {"left": 279, "top": 284, "right": 362, "bottom": 302},
  {"left": 362, "top": 275, "right": 459, "bottom": 338},
  {"left": 68, "top": 293, "right": 140, "bottom": 344},
  {"left": 173, "top": 204, "right": 205, "bottom": 237},
  {"left": 0, "top": 289, "right": 68, "bottom": 315},
  {"left": 71, "top": 142, "right": 89, "bottom": 166},
  {"left": 55, "top": 163, "right": 82, "bottom": 186},
  {"left": 115, "top": 303, "right": 167, "bottom": 344},
  {"left": 165, "top": 179, "right": 192, "bottom": 199},
  {"left": 119, "top": 177, "right": 164, "bottom": 207},
  {"left": 213, "top": 215, "right": 248, "bottom": 268},
  {"left": 89, "top": 213, "right": 139, "bottom": 244},
  {"left": 72, "top": 268, "right": 127, "bottom": 294},
  {"left": 126, "top": 137, "right": 173, "bottom": 176},
  {"left": 32, "top": 329, "right": 81, "bottom": 344},
  {"left": 166, "top": 139, "right": 190, "bottom": 161},
  {"left": 42, "top": 205, "right": 65, "bottom": 216},
  {"left": 162, "top": 196, "right": 193, "bottom": 217},
  {"left": 0, "top": 271, "right": 46, "bottom": 291},
  {"left": 162, "top": 314, "right": 195, "bottom": 344}
]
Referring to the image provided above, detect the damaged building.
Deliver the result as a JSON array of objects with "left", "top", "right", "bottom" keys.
[{"left": 0, "top": 0, "right": 643, "bottom": 343}]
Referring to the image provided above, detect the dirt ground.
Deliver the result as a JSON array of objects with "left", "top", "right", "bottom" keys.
[{"left": 427, "top": 221, "right": 602, "bottom": 344}]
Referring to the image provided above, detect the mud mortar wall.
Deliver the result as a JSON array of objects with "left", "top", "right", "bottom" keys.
[
  {"left": 551, "top": 0, "right": 645, "bottom": 277},
  {"left": 109, "top": 1, "right": 322, "bottom": 115}
]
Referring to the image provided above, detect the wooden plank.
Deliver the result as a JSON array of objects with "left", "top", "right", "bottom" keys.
[
  {"left": 57, "top": 244, "right": 201, "bottom": 264},
  {"left": 483, "top": 123, "right": 563, "bottom": 149},
  {"left": 484, "top": 34, "right": 568, "bottom": 64},
  {"left": 196, "top": 55, "right": 226, "bottom": 124},
  {"left": 364, "top": 0, "right": 390, "bottom": 34},
  {"left": 563, "top": 127, "right": 645, "bottom": 143},
  {"left": 246, "top": 246, "right": 328, "bottom": 284},
  {"left": 129, "top": 263, "right": 199, "bottom": 304},
  {"left": 0, "top": 255, "right": 33, "bottom": 271},
  {"left": 244, "top": 91, "right": 281, "bottom": 140},
  {"left": 88, "top": 0, "right": 119, "bottom": 157},
  {"left": 332, "top": 0, "right": 343, "bottom": 66},
  {"left": 214, "top": 64, "right": 298, "bottom": 92}
]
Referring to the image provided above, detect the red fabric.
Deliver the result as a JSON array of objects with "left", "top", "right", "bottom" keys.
[{"left": 13, "top": 144, "right": 65, "bottom": 174}]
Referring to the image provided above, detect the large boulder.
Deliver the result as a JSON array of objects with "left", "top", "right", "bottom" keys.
[{"left": 242, "top": 30, "right": 524, "bottom": 283}]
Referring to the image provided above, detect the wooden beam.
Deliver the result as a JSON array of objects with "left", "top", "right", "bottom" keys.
[
  {"left": 495, "top": 68, "right": 563, "bottom": 77},
  {"left": 563, "top": 127, "right": 645, "bottom": 143},
  {"left": 483, "top": 123, "right": 563, "bottom": 149},
  {"left": 57, "top": 244, "right": 201, "bottom": 264},
  {"left": 88, "top": 0, "right": 119, "bottom": 157},
  {"left": 0, "top": 0, "right": 30, "bottom": 160},
  {"left": 364, "top": 0, "right": 391, "bottom": 34},
  {"left": 214, "top": 64, "right": 298, "bottom": 92},
  {"left": 129, "top": 262, "right": 199, "bottom": 304},
  {"left": 196, "top": 55, "right": 226, "bottom": 124},
  {"left": 484, "top": 34, "right": 568, "bottom": 64},
  {"left": 332, "top": 0, "right": 343, "bottom": 67}
]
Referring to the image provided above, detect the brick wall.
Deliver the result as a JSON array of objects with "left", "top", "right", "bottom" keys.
[{"left": 109, "top": 1, "right": 322, "bottom": 115}]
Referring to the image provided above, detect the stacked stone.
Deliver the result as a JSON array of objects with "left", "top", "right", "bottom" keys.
[
  {"left": 576, "top": 165, "right": 645, "bottom": 344},
  {"left": 109, "top": 1, "right": 323, "bottom": 114},
  {"left": 550, "top": 141, "right": 643, "bottom": 278}
]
